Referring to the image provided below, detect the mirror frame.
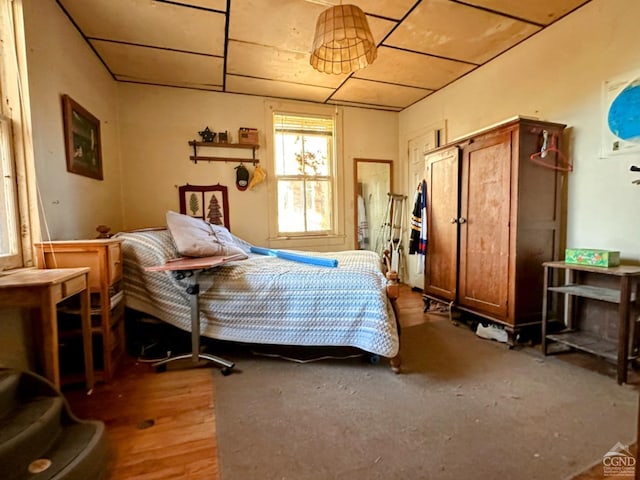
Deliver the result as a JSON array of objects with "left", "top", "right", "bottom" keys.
[{"left": 353, "top": 158, "right": 393, "bottom": 250}]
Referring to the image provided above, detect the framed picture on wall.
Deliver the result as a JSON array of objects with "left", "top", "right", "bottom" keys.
[
  {"left": 178, "top": 183, "right": 230, "bottom": 231},
  {"left": 62, "top": 94, "right": 103, "bottom": 180}
]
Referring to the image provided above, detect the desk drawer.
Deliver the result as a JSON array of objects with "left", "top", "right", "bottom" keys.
[{"left": 62, "top": 274, "right": 86, "bottom": 298}]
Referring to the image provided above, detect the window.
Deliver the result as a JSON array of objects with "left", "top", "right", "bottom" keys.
[
  {"left": 0, "top": 0, "right": 34, "bottom": 270},
  {"left": 0, "top": 115, "right": 21, "bottom": 269},
  {"left": 273, "top": 113, "right": 336, "bottom": 236}
]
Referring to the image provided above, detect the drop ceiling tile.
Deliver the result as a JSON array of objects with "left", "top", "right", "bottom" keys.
[
  {"left": 366, "top": 16, "right": 398, "bottom": 46},
  {"left": 59, "top": 0, "right": 226, "bottom": 55},
  {"left": 326, "top": 99, "right": 403, "bottom": 112},
  {"left": 353, "top": 46, "right": 476, "bottom": 90},
  {"left": 353, "top": 0, "right": 420, "bottom": 20},
  {"left": 384, "top": 0, "right": 541, "bottom": 64},
  {"left": 331, "top": 78, "right": 431, "bottom": 109},
  {"left": 461, "top": 0, "right": 590, "bottom": 26},
  {"left": 227, "top": 41, "right": 347, "bottom": 88},
  {"left": 92, "top": 40, "right": 223, "bottom": 88},
  {"left": 160, "top": 0, "right": 227, "bottom": 11},
  {"left": 229, "top": 0, "right": 323, "bottom": 54},
  {"left": 226, "top": 75, "right": 334, "bottom": 103}
]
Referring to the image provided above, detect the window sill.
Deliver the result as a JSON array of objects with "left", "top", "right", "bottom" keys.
[{"left": 267, "top": 234, "right": 346, "bottom": 250}]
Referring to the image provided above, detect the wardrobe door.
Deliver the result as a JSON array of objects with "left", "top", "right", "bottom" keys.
[
  {"left": 424, "top": 146, "right": 460, "bottom": 301},
  {"left": 458, "top": 128, "right": 512, "bottom": 319}
]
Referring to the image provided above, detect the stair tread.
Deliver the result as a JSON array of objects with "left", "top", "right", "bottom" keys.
[
  {"left": 6, "top": 421, "right": 106, "bottom": 480},
  {"left": 0, "top": 370, "right": 108, "bottom": 480},
  {"left": 0, "top": 396, "right": 63, "bottom": 443},
  {"left": 0, "top": 371, "right": 21, "bottom": 417}
]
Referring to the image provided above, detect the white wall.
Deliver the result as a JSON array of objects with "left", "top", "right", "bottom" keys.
[
  {"left": 23, "top": 0, "right": 123, "bottom": 241},
  {"left": 399, "top": 0, "right": 640, "bottom": 262},
  {"left": 118, "top": 83, "right": 398, "bottom": 250}
]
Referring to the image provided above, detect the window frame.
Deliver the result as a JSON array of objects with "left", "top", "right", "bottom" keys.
[
  {"left": 0, "top": 0, "right": 38, "bottom": 271},
  {"left": 273, "top": 113, "right": 335, "bottom": 236},
  {"left": 265, "top": 101, "right": 345, "bottom": 249}
]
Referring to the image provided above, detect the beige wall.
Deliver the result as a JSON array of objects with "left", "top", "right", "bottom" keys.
[
  {"left": 1, "top": 0, "right": 123, "bottom": 371},
  {"left": 24, "top": 0, "right": 123, "bottom": 241},
  {"left": 118, "top": 83, "right": 398, "bottom": 250},
  {"left": 399, "top": 0, "right": 640, "bottom": 261}
]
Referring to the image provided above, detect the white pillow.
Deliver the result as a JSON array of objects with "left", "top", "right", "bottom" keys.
[{"left": 166, "top": 211, "right": 248, "bottom": 258}]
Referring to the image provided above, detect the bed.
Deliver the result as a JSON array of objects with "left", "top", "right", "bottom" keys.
[{"left": 116, "top": 225, "right": 402, "bottom": 372}]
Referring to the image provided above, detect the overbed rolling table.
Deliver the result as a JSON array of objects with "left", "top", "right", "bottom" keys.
[{"left": 145, "top": 254, "right": 246, "bottom": 375}]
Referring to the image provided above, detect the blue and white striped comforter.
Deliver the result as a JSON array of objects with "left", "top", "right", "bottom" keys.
[{"left": 117, "top": 229, "right": 399, "bottom": 358}]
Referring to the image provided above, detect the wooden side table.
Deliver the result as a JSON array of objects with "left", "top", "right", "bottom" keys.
[
  {"left": 0, "top": 268, "right": 93, "bottom": 391},
  {"left": 541, "top": 261, "right": 640, "bottom": 384}
]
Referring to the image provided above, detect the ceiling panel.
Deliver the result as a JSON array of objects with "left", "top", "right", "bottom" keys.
[
  {"left": 331, "top": 78, "right": 431, "bottom": 109},
  {"left": 92, "top": 41, "right": 224, "bottom": 89},
  {"left": 345, "top": 0, "right": 419, "bottom": 20},
  {"left": 226, "top": 75, "right": 334, "bottom": 103},
  {"left": 384, "top": 0, "right": 541, "bottom": 64},
  {"left": 229, "top": 0, "right": 323, "bottom": 54},
  {"left": 57, "top": 0, "right": 592, "bottom": 111},
  {"left": 159, "top": 0, "right": 227, "bottom": 11},
  {"left": 460, "top": 0, "right": 591, "bottom": 25},
  {"left": 59, "top": 0, "right": 226, "bottom": 55},
  {"left": 227, "top": 41, "right": 347, "bottom": 88},
  {"left": 353, "top": 46, "right": 476, "bottom": 90}
]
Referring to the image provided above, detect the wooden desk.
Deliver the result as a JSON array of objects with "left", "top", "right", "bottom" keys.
[{"left": 0, "top": 268, "right": 94, "bottom": 390}]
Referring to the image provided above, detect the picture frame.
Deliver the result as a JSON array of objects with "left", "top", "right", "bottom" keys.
[
  {"left": 62, "top": 94, "right": 103, "bottom": 180},
  {"left": 178, "top": 183, "right": 230, "bottom": 231}
]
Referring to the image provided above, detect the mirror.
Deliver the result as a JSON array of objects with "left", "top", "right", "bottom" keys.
[{"left": 354, "top": 159, "right": 393, "bottom": 251}]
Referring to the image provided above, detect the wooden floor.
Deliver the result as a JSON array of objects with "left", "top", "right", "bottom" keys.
[
  {"left": 65, "top": 356, "right": 219, "bottom": 479},
  {"left": 64, "top": 285, "right": 637, "bottom": 479}
]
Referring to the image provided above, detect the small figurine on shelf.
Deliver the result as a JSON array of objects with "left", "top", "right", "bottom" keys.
[
  {"left": 198, "top": 127, "right": 216, "bottom": 143},
  {"left": 96, "top": 225, "right": 111, "bottom": 238},
  {"left": 218, "top": 131, "right": 229, "bottom": 143}
]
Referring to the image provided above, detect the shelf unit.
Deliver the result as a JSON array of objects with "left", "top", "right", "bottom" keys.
[
  {"left": 541, "top": 260, "right": 640, "bottom": 384},
  {"left": 188, "top": 140, "right": 259, "bottom": 164},
  {"left": 35, "top": 238, "right": 125, "bottom": 384}
]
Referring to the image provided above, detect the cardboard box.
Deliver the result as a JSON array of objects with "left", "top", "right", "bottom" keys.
[
  {"left": 238, "top": 128, "right": 258, "bottom": 145},
  {"left": 564, "top": 248, "right": 620, "bottom": 267}
]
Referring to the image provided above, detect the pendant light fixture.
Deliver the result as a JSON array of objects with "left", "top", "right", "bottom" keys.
[{"left": 309, "top": 3, "right": 377, "bottom": 75}]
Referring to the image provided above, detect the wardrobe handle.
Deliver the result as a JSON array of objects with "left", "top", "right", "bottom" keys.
[
  {"left": 458, "top": 217, "right": 467, "bottom": 224},
  {"left": 450, "top": 217, "right": 458, "bottom": 224}
]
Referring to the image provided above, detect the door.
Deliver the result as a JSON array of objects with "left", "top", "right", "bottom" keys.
[
  {"left": 458, "top": 129, "right": 512, "bottom": 318},
  {"left": 406, "top": 130, "right": 440, "bottom": 289},
  {"left": 424, "top": 147, "right": 459, "bottom": 301}
]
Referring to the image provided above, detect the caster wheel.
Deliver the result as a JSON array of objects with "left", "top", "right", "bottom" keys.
[
  {"left": 154, "top": 364, "right": 167, "bottom": 373},
  {"left": 221, "top": 367, "right": 233, "bottom": 376},
  {"left": 423, "top": 299, "right": 431, "bottom": 313}
]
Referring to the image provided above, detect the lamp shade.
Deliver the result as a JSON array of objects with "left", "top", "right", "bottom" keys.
[{"left": 309, "top": 4, "right": 377, "bottom": 75}]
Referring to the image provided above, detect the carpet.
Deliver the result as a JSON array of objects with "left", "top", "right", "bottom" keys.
[{"left": 213, "top": 318, "right": 637, "bottom": 480}]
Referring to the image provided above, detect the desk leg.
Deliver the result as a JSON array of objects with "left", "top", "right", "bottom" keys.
[
  {"left": 618, "top": 276, "right": 631, "bottom": 385},
  {"left": 79, "top": 280, "right": 95, "bottom": 392},
  {"left": 41, "top": 289, "right": 60, "bottom": 390},
  {"left": 153, "top": 270, "right": 235, "bottom": 375},
  {"left": 541, "top": 266, "right": 550, "bottom": 355}
]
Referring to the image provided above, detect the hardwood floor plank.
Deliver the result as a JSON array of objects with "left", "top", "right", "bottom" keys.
[{"left": 64, "top": 358, "right": 220, "bottom": 480}]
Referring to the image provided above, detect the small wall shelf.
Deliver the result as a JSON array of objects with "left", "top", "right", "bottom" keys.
[{"left": 188, "top": 140, "right": 259, "bottom": 164}]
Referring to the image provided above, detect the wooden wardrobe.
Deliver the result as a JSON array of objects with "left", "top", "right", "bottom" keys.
[{"left": 423, "top": 117, "right": 567, "bottom": 343}]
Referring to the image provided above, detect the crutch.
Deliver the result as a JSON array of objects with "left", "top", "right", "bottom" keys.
[{"left": 389, "top": 194, "right": 406, "bottom": 273}]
